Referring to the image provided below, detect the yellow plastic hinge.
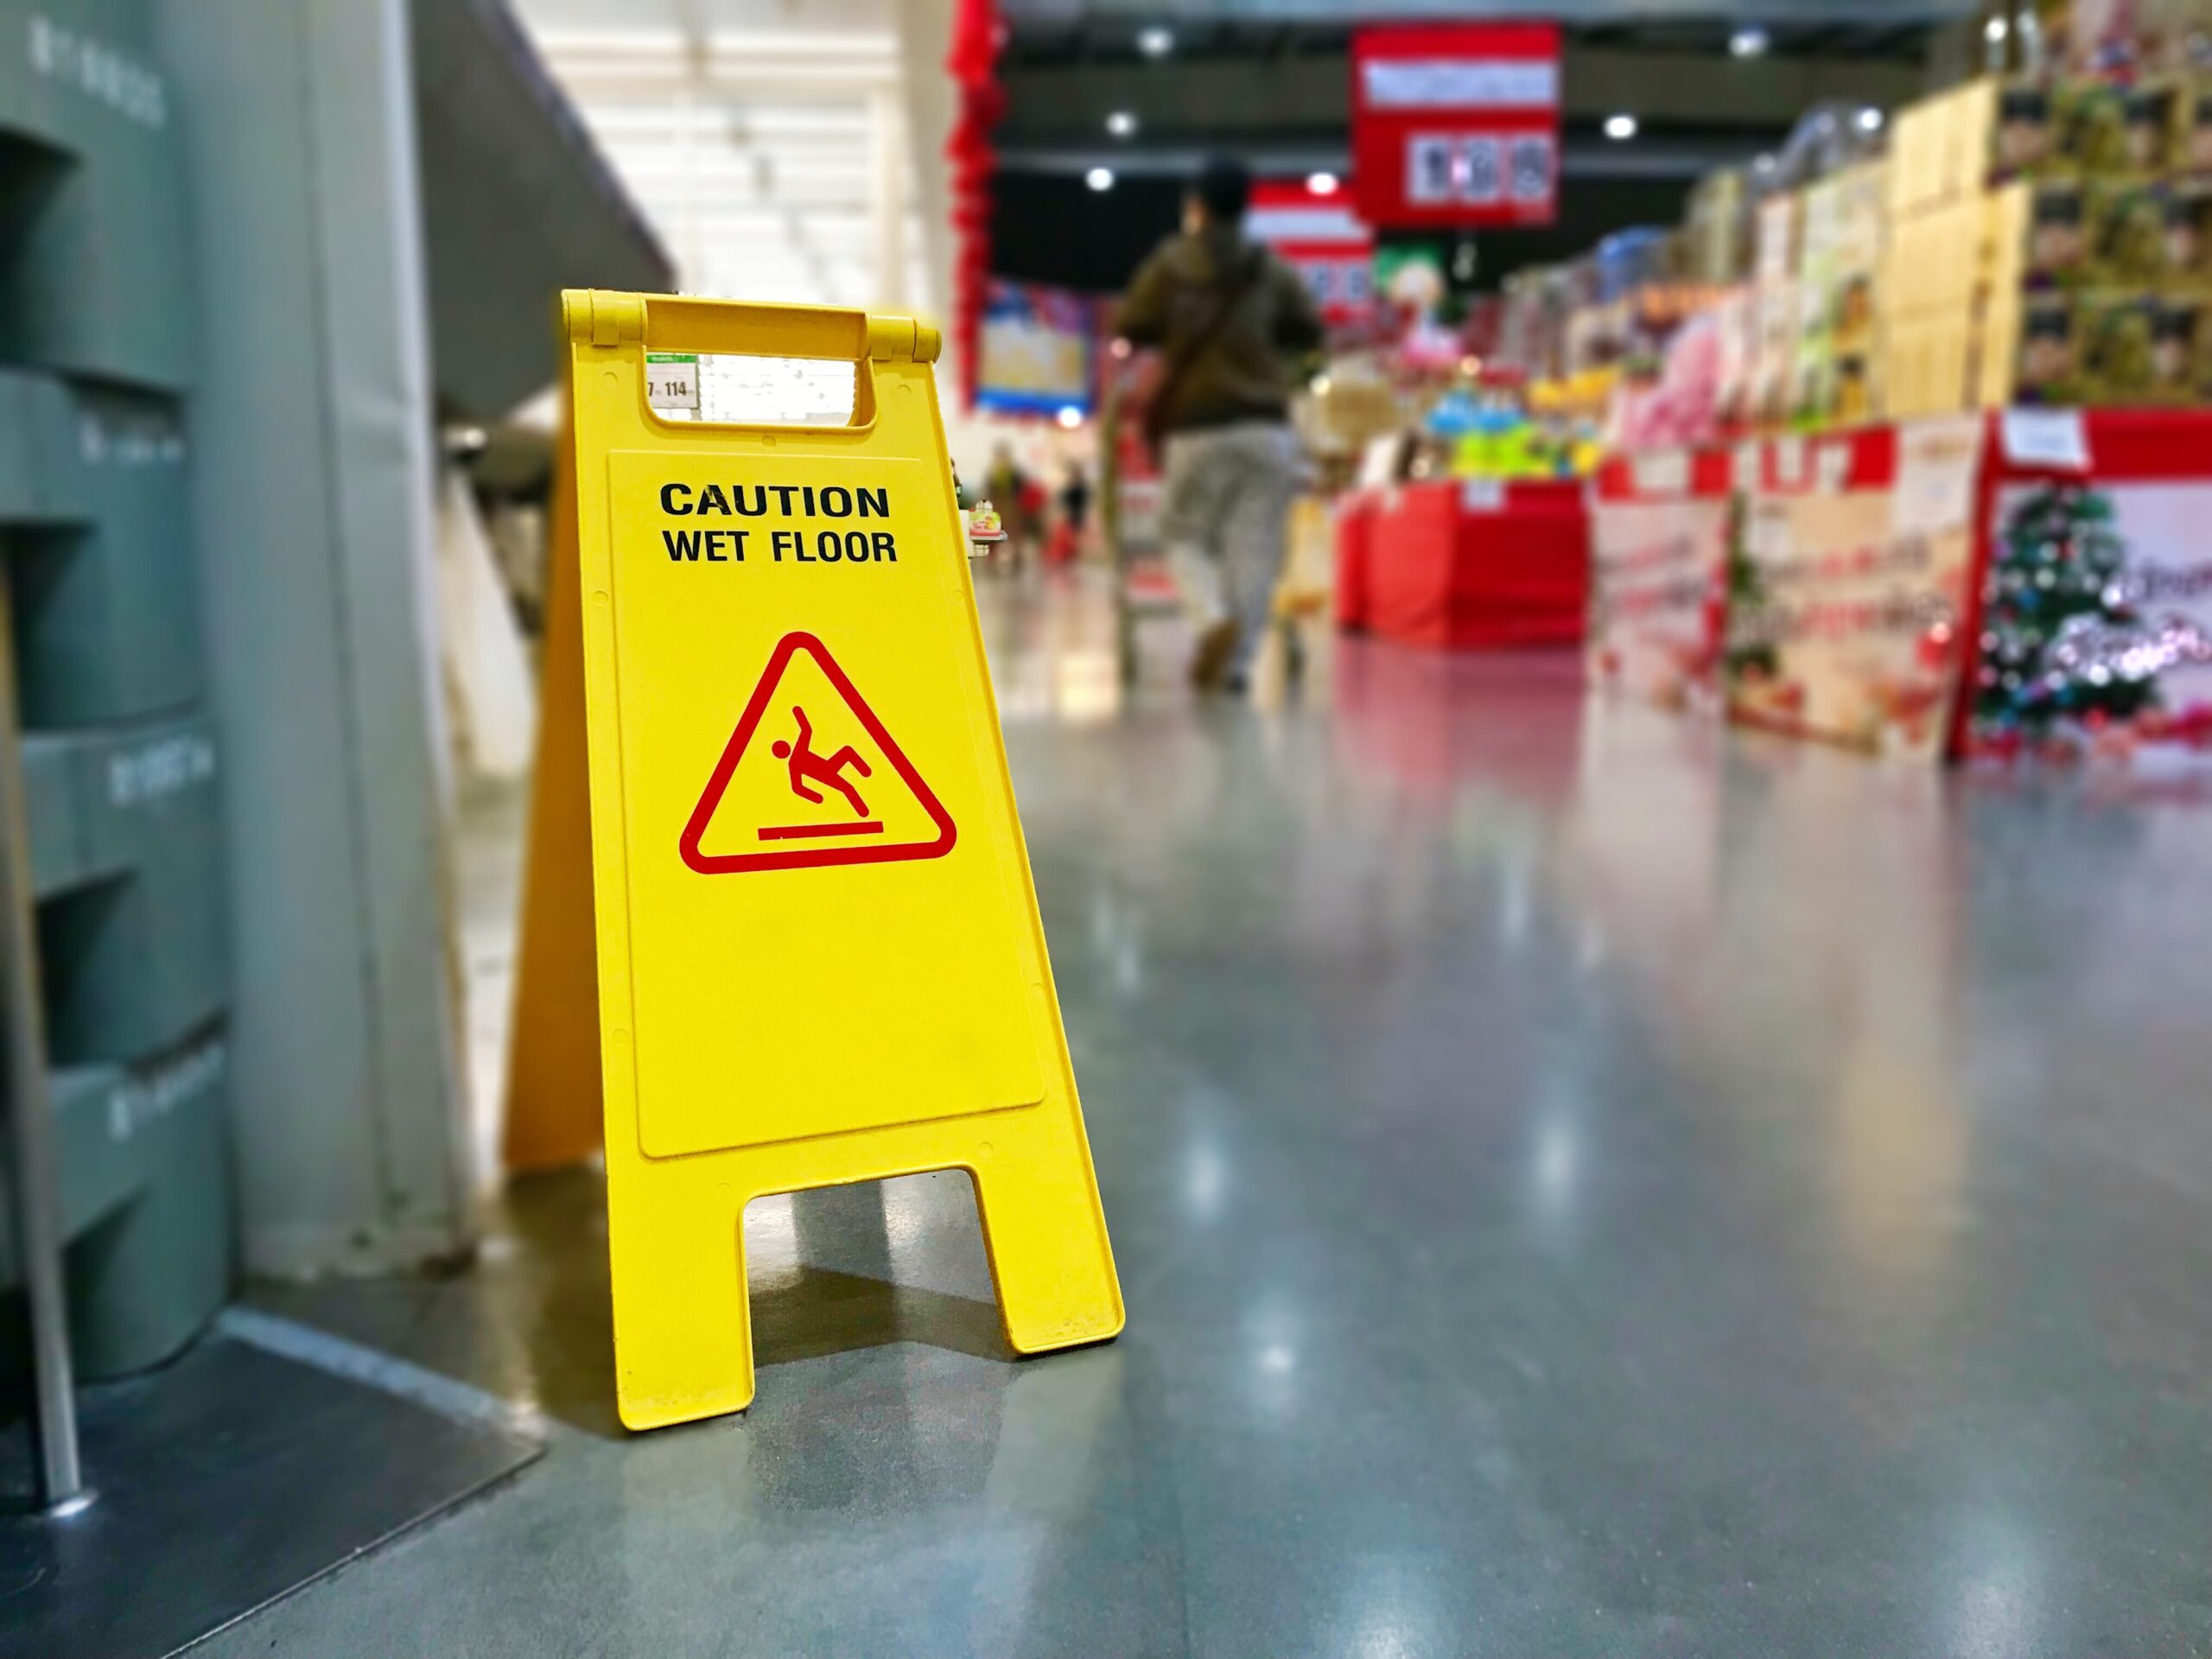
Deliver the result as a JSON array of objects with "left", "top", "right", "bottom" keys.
[
  {"left": 868, "top": 315, "right": 943, "bottom": 364},
  {"left": 563, "top": 289, "right": 645, "bottom": 347}
]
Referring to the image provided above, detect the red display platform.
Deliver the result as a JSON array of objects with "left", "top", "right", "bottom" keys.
[
  {"left": 1337, "top": 479, "right": 1590, "bottom": 651},
  {"left": 1334, "top": 494, "right": 1376, "bottom": 632}
]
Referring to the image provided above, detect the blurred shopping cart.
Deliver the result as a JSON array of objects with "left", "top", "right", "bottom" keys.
[
  {"left": 1098, "top": 360, "right": 1184, "bottom": 686},
  {"left": 1100, "top": 349, "right": 1336, "bottom": 693}
]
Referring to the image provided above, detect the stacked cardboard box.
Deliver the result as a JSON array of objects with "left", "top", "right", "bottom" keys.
[
  {"left": 1794, "top": 161, "right": 1886, "bottom": 427},
  {"left": 1682, "top": 168, "right": 1751, "bottom": 285},
  {"left": 1882, "top": 67, "right": 2212, "bottom": 409},
  {"left": 1749, "top": 192, "right": 1801, "bottom": 428},
  {"left": 1881, "top": 82, "right": 2000, "bottom": 418}
]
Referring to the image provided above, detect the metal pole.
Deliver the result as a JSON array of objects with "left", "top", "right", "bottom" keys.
[{"left": 0, "top": 569, "right": 85, "bottom": 1510}]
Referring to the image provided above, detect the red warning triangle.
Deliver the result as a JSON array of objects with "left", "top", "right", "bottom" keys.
[{"left": 679, "top": 632, "right": 957, "bottom": 875}]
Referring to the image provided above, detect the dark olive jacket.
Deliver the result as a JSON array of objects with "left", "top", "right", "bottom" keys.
[{"left": 1116, "top": 225, "right": 1325, "bottom": 434}]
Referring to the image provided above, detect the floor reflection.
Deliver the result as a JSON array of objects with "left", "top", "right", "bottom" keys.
[{"left": 221, "top": 562, "right": 2212, "bottom": 1659}]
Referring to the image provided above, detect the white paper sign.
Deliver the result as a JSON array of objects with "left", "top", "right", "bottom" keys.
[
  {"left": 1999, "top": 407, "right": 2089, "bottom": 470},
  {"left": 1631, "top": 449, "right": 1689, "bottom": 498},
  {"left": 1892, "top": 414, "right": 1985, "bottom": 538},
  {"left": 1357, "top": 434, "right": 1403, "bottom": 491},
  {"left": 645, "top": 352, "right": 701, "bottom": 412},
  {"left": 1814, "top": 441, "right": 1852, "bottom": 494},
  {"left": 1460, "top": 476, "right": 1505, "bottom": 512}
]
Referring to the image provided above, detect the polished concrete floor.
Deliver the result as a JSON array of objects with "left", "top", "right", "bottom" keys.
[{"left": 210, "top": 573, "right": 2212, "bottom": 1656}]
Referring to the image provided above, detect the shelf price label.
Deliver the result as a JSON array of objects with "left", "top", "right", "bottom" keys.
[{"left": 645, "top": 352, "right": 700, "bottom": 412}]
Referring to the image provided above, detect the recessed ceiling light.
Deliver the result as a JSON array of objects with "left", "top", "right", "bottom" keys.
[
  {"left": 1857, "top": 106, "right": 1884, "bottom": 132},
  {"left": 1056, "top": 405, "right": 1084, "bottom": 429},
  {"left": 1604, "top": 113, "right": 1637, "bottom": 141},
  {"left": 1085, "top": 166, "right": 1115, "bottom": 191},
  {"left": 1985, "top": 16, "right": 2009, "bottom": 40},
  {"left": 1306, "top": 171, "right": 1339, "bottom": 195},
  {"left": 1730, "top": 27, "right": 1769, "bottom": 57},
  {"left": 1106, "top": 110, "right": 1137, "bottom": 138},
  {"left": 1137, "top": 25, "right": 1173, "bottom": 58}
]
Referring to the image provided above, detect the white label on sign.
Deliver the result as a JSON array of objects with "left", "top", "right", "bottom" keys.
[
  {"left": 1631, "top": 450, "right": 1689, "bottom": 498},
  {"left": 1362, "top": 58, "right": 1560, "bottom": 111},
  {"left": 1357, "top": 435, "right": 1402, "bottom": 491},
  {"left": 1508, "top": 132, "right": 1554, "bottom": 203},
  {"left": 27, "top": 14, "right": 168, "bottom": 129},
  {"left": 108, "top": 733, "right": 216, "bottom": 807},
  {"left": 1815, "top": 441, "right": 1852, "bottom": 493},
  {"left": 1459, "top": 135, "right": 1503, "bottom": 204},
  {"left": 1893, "top": 414, "right": 1984, "bottom": 538},
  {"left": 105, "top": 1038, "right": 226, "bottom": 1146},
  {"left": 1772, "top": 435, "right": 1806, "bottom": 487},
  {"left": 79, "top": 411, "right": 185, "bottom": 468},
  {"left": 1407, "top": 135, "right": 1458, "bottom": 204},
  {"left": 2000, "top": 407, "right": 2089, "bottom": 470},
  {"left": 1732, "top": 442, "right": 1762, "bottom": 493},
  {"left": 646, "top": 353, "right": 701, "bottom": 412},
  {"left": 1461, "top": 477, "right": 1505, "bottom": 512}
]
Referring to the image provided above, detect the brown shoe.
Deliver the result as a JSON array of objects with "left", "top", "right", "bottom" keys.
[{"left": 1188, "top": 619, "right": 1241, "bottom": 690}]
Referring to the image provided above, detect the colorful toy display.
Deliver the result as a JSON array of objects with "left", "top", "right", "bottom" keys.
[{"left": 966, "top": 499, "right": 1006, "bottom": 542}]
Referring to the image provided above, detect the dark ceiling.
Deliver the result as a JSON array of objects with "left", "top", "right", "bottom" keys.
[{"left": 989, "top": 10, "right": 1968, "bottom": 295}]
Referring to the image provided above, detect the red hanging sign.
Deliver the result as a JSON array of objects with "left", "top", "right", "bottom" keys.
[
  {"left": 1246, "top": 181, "right": 1375, "bottom": 327},
  {"left": 1351, "top": 22, "right": 1560, "bottom": 230}
]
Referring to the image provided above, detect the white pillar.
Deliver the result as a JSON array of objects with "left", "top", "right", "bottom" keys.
[
  {"left": 893, "top": 0, "right": 955, "bottom": 327},
  {"left": 871, "top": 85, "right": 909, "bottom": 309},
  {"left": 155, "top": 0, "right": 471, "bottom": 1276}
]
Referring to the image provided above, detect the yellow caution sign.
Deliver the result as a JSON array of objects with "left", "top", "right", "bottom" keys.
[
  {"left": 501, "top": 429, "right": 603, "bottom": 1173},
  {"left": 561, "top": 291, "right": 1122, "bottom": 1428}
]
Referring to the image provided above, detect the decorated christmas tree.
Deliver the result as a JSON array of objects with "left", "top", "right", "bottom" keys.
[
  {"left": 1723, "top": 493, "right": 1779, "bottom": 684},
  {"left": 1974, "top": 482, "right": 2158, "bottom": 739}
]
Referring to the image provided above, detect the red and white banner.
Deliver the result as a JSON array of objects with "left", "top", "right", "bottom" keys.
[
  {"left": 1589, "top": 448, "right": 1734, "bottom": 711},
  {"left": 1351, "top": 22, "right": 1560, "bottom": 230},
  {"left": 1247, "top": 181, "right": 1375, "bottom": 326}
]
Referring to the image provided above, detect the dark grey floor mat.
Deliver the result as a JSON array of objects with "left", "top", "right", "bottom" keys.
[{"left": 0, "top": 1313, "right": 541, "bottom": 1657}]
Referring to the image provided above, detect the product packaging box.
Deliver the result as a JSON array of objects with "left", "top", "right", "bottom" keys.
[
  {"left": 1886, "top": 312, "right": 1974, "bottom": 418},
  {"left": 1943, "top": 78, "right": 2003, "bottom": 195},
  {"left": 2057, "top": 81, "right": 2133, "bottom": 174},
  {"left": 2164, "top": 181, "right": 2212, "bottom": 281},
  {"left": 1752, "top": 280, "right": 1800, "bottom": 428},
  {"left": 1986, "top": 179, "right": 2091, "bottom": 289},
  {"left": 2080, "top": 289, "right": 2163, "bottom": 400},
  {"left": 2137, "top": 0, "right": 2212, "bottom": 72},
  {"left": 1754, "top": 190, "right": 1800, "bottom": 284},
  {"left": 2154, "top": 294, "right": 2210, "bottom": 397},
  {"left": 2072, "top": 288, "right": 2208, "bottom": 400},
  {"left": 2126, "top": 81, "right": 2181, "bottom": 171},
  {"left": 1683, "top": 168, "right": 1751, "bottom": 283},
  {"left": 1992, "top": 80, "right": 2058, "bottom": 181},
  {"left": 1893, "top": 76, "right": 2057, "bottom": 199},
  {"left": 2088, "top": 179, "right": 2172, "bottom": 281},
  {"left": 2173, "top": 79, "right": 2212, "bottom": 173},
  {"left": 1979, "top": 291, "right": 2084, "bottom": 406}
]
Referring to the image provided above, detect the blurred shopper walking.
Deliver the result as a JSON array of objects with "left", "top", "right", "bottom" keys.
[
  {"left": 1049, "top": 461, "right": 1091, "bottom": 566},
  {"left": 1117, "top": 156, "right": 1323, "bottom": 691},
  {"left": 984, "top": 440, "right": 1039, "bottom": 571}
]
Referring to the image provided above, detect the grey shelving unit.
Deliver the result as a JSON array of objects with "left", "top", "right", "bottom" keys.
[{"left": 0, "top": 0, "right": 231, "bottom": 1497}]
